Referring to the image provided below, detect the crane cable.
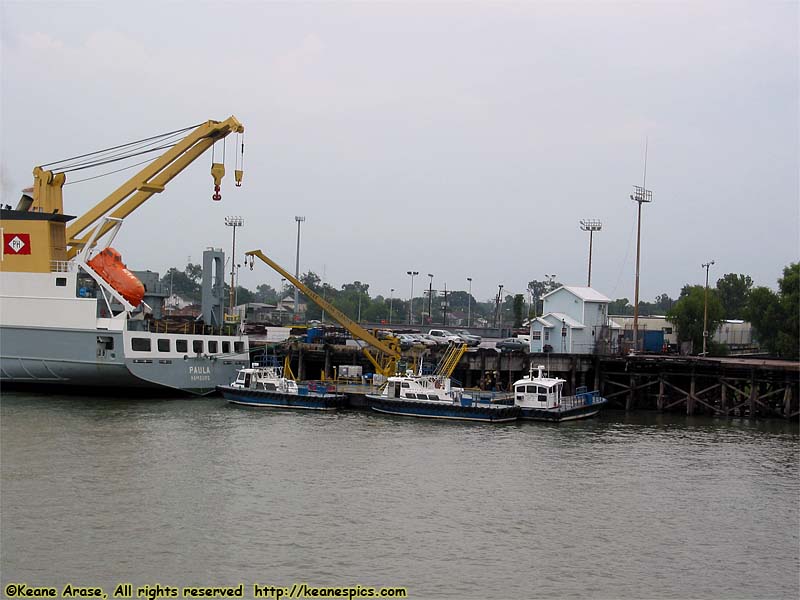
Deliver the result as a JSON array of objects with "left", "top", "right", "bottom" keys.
[{"left": 39, "top": 122, "right": 203, "bottom": 171}]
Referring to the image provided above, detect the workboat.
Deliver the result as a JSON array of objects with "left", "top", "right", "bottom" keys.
[
  {"left": 365, "top": 371, "right": 520, "bottom": 423},
  {"left": 0, "top": 117, "right": 251, "bottom": 395},
  {"left": 512, "top": 365, "right": 607, "bottom": 421},
  {"left": 217, "top": 364, "right": 347, "bottom": 410}
]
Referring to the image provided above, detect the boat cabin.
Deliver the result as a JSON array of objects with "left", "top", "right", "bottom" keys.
[
  {"left": 513, "top": 366, "right": 564, "bottom": 410},
  {"left": 232, "top": 365, "right": 298, "bottom": 394}
]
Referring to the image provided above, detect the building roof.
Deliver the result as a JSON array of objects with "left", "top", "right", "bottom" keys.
[
  {"left": 543, "top": 285, "right": 611, "bottom": 303},
  {"left": 540, "top": 312, "right": 585, "bottom": 329}
]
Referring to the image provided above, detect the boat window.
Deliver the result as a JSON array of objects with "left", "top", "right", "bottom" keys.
[
  {"left": 131, "top": 338, "right": 151, "bottom": 352},
  {"left": 193, "top": 340, "right": 203, "bottom": 353},
  {"left": 208, "top": 340, "right": 218, "bottom": 353},
  {"left": 526, "top": 385, "right": 537, "bottom": 393},
  {"left": 222, "top": 341, "right": 231, "bottom": 353},
  {"left": 55, "top": 277, "right": 67, "bottom": 287},
  {"left": 401, "top": 382, "right": 410, "bottom": 388},
  {"left": 157, "top": 339, "right": 170, "bottom": 352},
  {"left": 176, "top": 339, "right": 188, "bottom": 353},
  {"left": 539, "top": 394, "right": 548, "bottom": 403},
  {"left": 427, "top": 394, "right": 439, "bottom": 400},
  {"left": 234, "top": 341, "right": 245, "bottom": 353}
]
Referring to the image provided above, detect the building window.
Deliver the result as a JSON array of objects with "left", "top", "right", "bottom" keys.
[
  {"left": 176, "top": 339, "right": 188, "bottom": 353},
  {"left": 193, "top": 340, "right": 204, "bottom": 354},
  {"left": 532, "top": 331, "right": 542, "bottom": 341},
  {"left": 131, "top": 338, "right": 151, "bottom": 352},
  {"left": 55, "top": 277, "right": 67, "bottom": 287},
  {"left": 544, "top": 331, "right": 550, "bottom": 341},
  {"left": 663, "top": 327, "right": 673, "bottom": 335},
  {"left": 208, "top": 340, "right": 218, "bottom": 353},
  {"left": 157, "top": 339, "right": 170, "bottom": 352}
]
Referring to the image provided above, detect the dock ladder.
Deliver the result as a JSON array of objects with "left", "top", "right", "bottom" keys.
[{"left": 434, "top": 342, "right": 467, "bottom": 378}]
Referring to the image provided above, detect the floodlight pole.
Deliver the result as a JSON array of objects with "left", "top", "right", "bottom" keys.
[
  {"left": 580, "top": 219, "right": 602, "bottom": 287},
  {"left": 294, "top": 216, "right": 305, "bottom": 322},
  {"left": 702, "top": 260, "right": 715, "bottom": 356},
  {"left": 631, "top": 185, "right": 652, "bottom": 353},
  {"left": 225, "top": 216, "right": 244, "bottom": 318}
]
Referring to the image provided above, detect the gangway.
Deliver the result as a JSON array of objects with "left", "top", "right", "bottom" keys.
[
  {"left": 433, "top": 341, "right": 467, "bottom": 378},
  {"left": 245, "top": 249, "right": 401, "bottom": 377}
]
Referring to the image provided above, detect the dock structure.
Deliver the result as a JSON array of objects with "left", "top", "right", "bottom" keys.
[
  {"left": 257, "top": 340, "right": 799, "bottom": 420},
  {"left": 597, "top": 354, "right": 799, "bottom": 419}
]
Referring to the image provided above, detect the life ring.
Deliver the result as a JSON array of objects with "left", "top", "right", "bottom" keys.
[{"left": 434, "top": 381, "right": 442, "bottom": 389}]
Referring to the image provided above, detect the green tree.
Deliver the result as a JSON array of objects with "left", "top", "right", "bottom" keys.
[
  {"left": 746, "top": 286, "right": 782, "bottom": 355},
  {"left": 716, "top": 273, "right": 753, "bottom": 319},
  {"left": 512, "top": 294, "right": 525, "bottom": 328},
  {"left": 160, "top": 265, "right": 201, "bottom": 303},
  {"left": 526, "top": 278, "right": 560, "bottom": 316},
  {"left": 608, "top": 298, "right": 633, "bottom": 315},
  {"left": 777, "top": 263, "right": 799, "bottom": 359},
  {"left": 666, "top": 285, "right": 724, "bottom": 354},
  {"left": 254, "top": 283, "right": 278, "bottom": 304},
  {"left": 745, "top": 264, "right": 799, "bottom": 359}
]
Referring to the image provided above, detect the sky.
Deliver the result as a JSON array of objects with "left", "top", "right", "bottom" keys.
[{"left": 1, "top": 1, "right": 797, "bottom": 304}]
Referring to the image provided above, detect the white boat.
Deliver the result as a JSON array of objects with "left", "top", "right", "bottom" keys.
[
  {"left": 512, "top": 365, "right": 607, "bottom": 421},
  {"left": 365, "top": 371, "right": 520, "bottom": 423},
  {"left": 217, "top": 364, "right": 346, "bottom": 410}
]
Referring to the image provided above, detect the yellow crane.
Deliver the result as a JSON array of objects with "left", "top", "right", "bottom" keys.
[
  {"left": 245, "top": 249, "right": 401, "bottom": 377},
  {"left": 27, "top": 116, "right": 244, "bottom": 260}
]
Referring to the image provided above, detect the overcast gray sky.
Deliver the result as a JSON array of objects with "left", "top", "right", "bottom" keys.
[{"left": 2, "top": 1, "right": 797, "bottom": 304}]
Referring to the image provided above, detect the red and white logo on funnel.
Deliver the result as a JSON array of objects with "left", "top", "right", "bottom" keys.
[{"left": 4, "top": 233, "right": 31, "bottom": 254}]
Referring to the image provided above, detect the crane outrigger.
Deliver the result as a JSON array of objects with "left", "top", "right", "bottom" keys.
[{"left": 245, "top": 249, "right": 401, "bottom": 378}]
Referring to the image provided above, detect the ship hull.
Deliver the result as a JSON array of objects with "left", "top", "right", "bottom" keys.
[{"left": 0, "top": 325, "right": 249, "bottom": 396}]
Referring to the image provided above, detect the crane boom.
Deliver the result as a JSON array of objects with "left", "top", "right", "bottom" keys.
[
  {"left": 245, "top": 249, "right": 401, "bottom": 376},
  {"left": 29, "top": 116, "right": 245, "bottom": 259}
]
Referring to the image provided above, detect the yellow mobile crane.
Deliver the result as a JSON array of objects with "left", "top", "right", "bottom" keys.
[
  {"left": 25, "top": 116, "right": 244, "bottom": 261},
  {"left": 245, "top": 249, "right": 401, "bottom": 378}
]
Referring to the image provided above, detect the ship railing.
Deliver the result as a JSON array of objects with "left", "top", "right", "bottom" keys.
[{"left": 50, "top": 260, "right": 75, "bottom": 273}]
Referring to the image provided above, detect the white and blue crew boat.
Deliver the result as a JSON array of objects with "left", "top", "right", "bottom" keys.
[
  {"left": 217, "top": 364, "right": 346, "bottom": 410},
  {"left": 512, "top": 365, "right": 607, "bottom": 422},
  {"left": 366, "top": 371, "right": 520, "bottom": 423}
]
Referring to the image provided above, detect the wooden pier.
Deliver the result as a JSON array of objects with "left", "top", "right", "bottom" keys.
[{"left": 256, "top": 340, "right": 799, "bottom": 420}]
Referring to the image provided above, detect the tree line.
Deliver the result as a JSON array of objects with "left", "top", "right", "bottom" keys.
[{"left": 160, "top": 263, "right": 799, "bottom": 359}]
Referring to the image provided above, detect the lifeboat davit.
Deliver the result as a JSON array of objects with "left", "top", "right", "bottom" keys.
[{"left": 87, "top": 247, "right": 145, "bottom": 307}]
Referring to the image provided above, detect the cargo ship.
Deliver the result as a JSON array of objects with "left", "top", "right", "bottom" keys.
[{"left": 0, "top": 117, "right": 251, "bottom": 395}]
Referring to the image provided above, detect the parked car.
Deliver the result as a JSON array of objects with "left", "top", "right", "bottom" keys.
[
  {"left": 495, "top": 337, "right": 529, "bottom": 352},
  {"left": 454, "top": 329, "right": 481, "bottom": 347},
  {"left": 427, "top": 329, "right": 465, "bottom": 345},
  {"left": 408, "top": 333, "right": 437, "bottom": 347}
]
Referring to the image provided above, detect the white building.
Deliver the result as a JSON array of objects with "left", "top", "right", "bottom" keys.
[{"left": 529, "top": 286, "right": 614, "bottom": 354}]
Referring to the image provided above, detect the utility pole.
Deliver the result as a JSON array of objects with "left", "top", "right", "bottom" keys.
[
  {"left": 702, "top": 260, "right": 715, "bottom": 356},
  {"left": 294, "top": 216, "right": 305, "bottom": 323},
  {"left": 494, "top": 284, "right": 504, "bottom": 329},
  {"left": 406, "top": 271, "right": 418, "bottom": 325},
  {"left": 389, "top": 288, "right": 394, "bottom": 325},
  {"left": 427, "top": 273, "right": 434, "bottom": 325},
  {"left": 442, "top": 283, "right": 448, "bottom": 326},
  {"left": 580, "top": 219, "right": 602, "bottom": 287},
  {"left": 466, "top": 277, "right": 472, "bottom": 327},
  {"left": 224, "top": 216, "right": 244, "bottom": 319}
]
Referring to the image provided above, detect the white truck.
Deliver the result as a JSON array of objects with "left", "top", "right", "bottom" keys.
[{"left": 428, "top": 329, "right": 465, "bottom": 345}]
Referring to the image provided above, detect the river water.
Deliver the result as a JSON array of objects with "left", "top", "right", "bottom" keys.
[{"left": 1, "top": 390, "right": 798, "bottom": 599}]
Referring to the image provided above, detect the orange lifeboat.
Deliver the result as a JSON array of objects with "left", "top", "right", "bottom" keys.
[{"left": 87, "top": 247, "right": 145, "bottom": 307}]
